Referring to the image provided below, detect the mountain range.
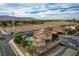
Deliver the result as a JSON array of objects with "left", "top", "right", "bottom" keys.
[{"left": 0, "top": 15, "right": 35, "bottom": 20}]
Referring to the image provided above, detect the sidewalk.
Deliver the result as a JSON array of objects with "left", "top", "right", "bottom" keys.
[
  {"left": 9, "top": 39, "right": 25, "bottom": 56},
  {"left": 62, "top": 48, "right": 77, "bottom": 56},
  {"left": 49, "top": 46, "right": 65, "bottom": 56}
]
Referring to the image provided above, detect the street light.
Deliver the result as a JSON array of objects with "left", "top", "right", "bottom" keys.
[{"left": 12, "top": 11, "right": 16, "bottom": 38}]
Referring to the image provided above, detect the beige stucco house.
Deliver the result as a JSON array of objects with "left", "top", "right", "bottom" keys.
[{"left": 32, "top": 28, "right": 52, "bottom": 47}]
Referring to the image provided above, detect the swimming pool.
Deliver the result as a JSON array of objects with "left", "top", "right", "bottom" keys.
[
  {"left": 25, "top": 36, "right": 33, "bottom": 46},
  {"left": 25, "top": 36, "right": 33, "bottom": 41}
]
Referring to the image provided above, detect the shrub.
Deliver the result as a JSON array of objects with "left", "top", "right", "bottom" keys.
[
  {"left": 26, "top": 45, "right": 38, "bottom": 56},
  {"left": 52, "top": 34, "right": 59, "bottom": 41},
  {"left": 14, "top": 34, "right": 22, "bottom": 44}
]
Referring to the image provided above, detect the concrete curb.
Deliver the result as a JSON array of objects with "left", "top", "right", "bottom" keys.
[{"left": 9, "top": 39, "right": 24, "bottom": 56}]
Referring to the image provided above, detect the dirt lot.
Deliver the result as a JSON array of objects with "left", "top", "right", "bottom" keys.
[{"left": 3, "top": 21, "right": 71, "bottom": 33}]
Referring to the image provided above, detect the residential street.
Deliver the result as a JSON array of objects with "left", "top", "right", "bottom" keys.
[{"left": 0, "top": 30, "right": 16, "bottom": 56}]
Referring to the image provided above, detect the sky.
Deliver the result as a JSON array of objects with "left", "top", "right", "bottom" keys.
[{"left": 0, "top": 3, "right": 79, "bottom": 20}]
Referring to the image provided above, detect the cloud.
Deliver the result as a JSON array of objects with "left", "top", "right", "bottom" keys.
[{"left": 0, "top": 3, "right": 79, "bottom": 20}]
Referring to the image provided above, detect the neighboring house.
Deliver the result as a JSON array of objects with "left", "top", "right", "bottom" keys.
[
  {"left": 51, "top": 29, "right": 65, "bottom": 35},
  {"left": 52, "top": 26, "right": 65, "bottom": 35},
  {"left": 17, "top": 23, "right": 24, "bottom": 26},
  {"left": 65, "top": 25, "right": 76, "bottom": 31}
]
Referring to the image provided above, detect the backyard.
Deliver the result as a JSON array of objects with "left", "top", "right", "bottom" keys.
[{"left": 17, "top": 40, "right": 60, "bottom": 56}]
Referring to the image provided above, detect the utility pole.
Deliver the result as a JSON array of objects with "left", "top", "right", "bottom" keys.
[{"left": 12, "top": 11, "right": 15, "bottom": 38}]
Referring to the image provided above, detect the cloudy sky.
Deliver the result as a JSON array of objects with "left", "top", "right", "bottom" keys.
[{"left": 0, "top": 3, "right": 79, "bottom": 20}]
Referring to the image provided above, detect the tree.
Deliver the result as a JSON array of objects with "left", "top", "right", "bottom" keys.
[
  {"left": 72, "top": 18, "right": 76, "bottom": 22},
  {"left": 14, "top": 34, "right": 22, "bottom": 44},
  {"left": 26, "top": 45, "right": 38, "bottom": 56},
  {"left": 1, "top": 21, "right": 7, "bottom": 27}
]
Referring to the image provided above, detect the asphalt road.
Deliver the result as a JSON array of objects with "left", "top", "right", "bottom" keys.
[
  {"left": 0, "top": 31, "right": 16, "bottom": 56},
  {"left": 45, "top": 44, "right": 68, "bottom": 56},
  {"left": 60, "top": 36, "right": 79, "bottom": 50}
]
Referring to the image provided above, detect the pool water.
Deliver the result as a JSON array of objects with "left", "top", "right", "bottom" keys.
[
  {"left": 25, "top": 37, "right": 33, "bottom": 41},
  {"left": 25, "top": 36, "right": 33, "bottom": 46}
]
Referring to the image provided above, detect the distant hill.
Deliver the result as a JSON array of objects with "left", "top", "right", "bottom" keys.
[
  {"left": 0, "top": 15, "right": 35, "bottom": 20},
  {"left": 0, "top": 15, "right": 76, "bottom": 21}
]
